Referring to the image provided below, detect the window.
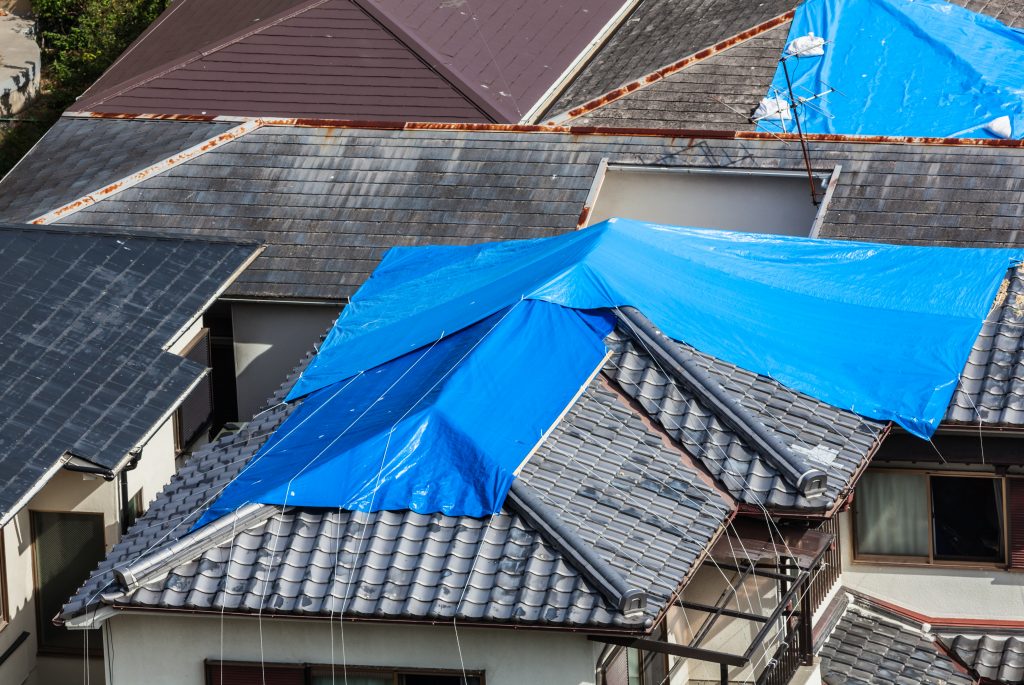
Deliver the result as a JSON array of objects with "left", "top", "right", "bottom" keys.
[
  {"left": 206, "top": 662, "right": 483, "bottom": 685},
  {"left": 582, "top": 163, "right": 835, "bottom": 237},
  {"left": 125, "top": 489, "right": 146, "bottom": 530},
  {"left": 31, "top": 511, "right": 105, "bottom": 653},
  {"left": 854, "top": 470, "right": 1016, "bottom": 566}
]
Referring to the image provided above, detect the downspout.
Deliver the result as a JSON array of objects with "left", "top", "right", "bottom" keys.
[{"left": 119, "top": 450, "right": 141, "bottom": 535}]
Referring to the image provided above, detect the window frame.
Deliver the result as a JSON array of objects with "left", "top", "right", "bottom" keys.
[
  {"left": 852, "top": 467, "right": 1010, "bottom": 570},
  {"left": 205, "top": 660, "right": 486, "bottom": 685},
  {"left": 30, "top": 509, "right": 105, "bottom": 656}
]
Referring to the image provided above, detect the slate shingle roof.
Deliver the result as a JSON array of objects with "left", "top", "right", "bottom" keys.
[
  {"left": 64, "top": 333, "right": 733, "bottom": 629},
  {"left": 605, "top": 327, "right": 885, "bottom": 510},
  {"left": 818, "top": 597, "right": 976, "bottom": 685},
  {"left": 0, "top": 117, "right": 233, "bottom": 224},
  {"left": 940, "top": 633, "right": 1024, "bottom": 684},
  {"left": 565, "top": 21, "right": 790, "bottom": 130},
  {"left": 542, "top": 0, "right": 796, "bottom": 119},
  {"left": 9, "top": 122, "right": 1024, "bottom": 303},
  {"left": 0, "top": 223, "right": 256, "bottom": 524}
]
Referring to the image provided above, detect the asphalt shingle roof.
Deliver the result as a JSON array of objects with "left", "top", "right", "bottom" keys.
[
  {"left": 818, "top": 597, "right": 976, "bottom": 685},
  {"left": 940, "top": 633, "right": 1024, "bottom": 684},
  {"left": 70, "top": 0, "right": 627, "bottom": 122},
  {"left": 64, "top": 332, "right": 733, "bottom": 629},
  {"left": 0, "top": 223, "right": 257, "bottom": 524}
]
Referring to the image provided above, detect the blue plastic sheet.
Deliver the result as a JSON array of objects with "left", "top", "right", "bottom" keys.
[
  {"left": 291, "top": 218, "right": 1022, "bottom": 439},
  {"left": 757, "top": 0, "right": 1024, "bottom": 139},
  {"left": 196, "top": 301, "right": 613, "bottom": 526}
]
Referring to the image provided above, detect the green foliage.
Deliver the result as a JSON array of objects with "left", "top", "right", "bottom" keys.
[{"left": 0, "top": 0, "right": 166, "bottom": 175}]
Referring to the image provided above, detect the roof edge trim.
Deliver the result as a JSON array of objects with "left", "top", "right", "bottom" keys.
[
  {"left": 614, "top": 307, "right": 827, "bottom": 499},
  {"left": 62, "top": 112, "right": 1024, "bottom": 148},
  {"left": 31, "top": 118, "right": 265, "bottom": 225},
  {"left": 544, "top": 9, "right": 796, "bottom": 125},
  {"left": 505, "top": 481, "right": 647, "bottom": 619},
  {"left": 847, "top": 589, "right": 1024, "bottom": 631}
]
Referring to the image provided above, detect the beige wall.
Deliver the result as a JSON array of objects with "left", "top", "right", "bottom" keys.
[
  {"left": 586, "top": 167, "right": 823, "bottom": 237},
  {"left": 231, "top": 302, "right": 341, "bottom": 420},
  {"left": 837, "top": 511, "right": 1024, "bottom": 621},
  {"left": 103, "top": 612, "right": 602, "bottom": 685}
]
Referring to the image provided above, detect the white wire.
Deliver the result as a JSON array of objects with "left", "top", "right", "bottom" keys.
[{"left": 454, "top": 514, "right": 496, "bottom": 685}]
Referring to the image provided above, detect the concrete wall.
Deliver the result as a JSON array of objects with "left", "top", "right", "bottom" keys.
[
  {"left": 103, "top": 612, "right": 602, "bottom": 685},
  {"left": 586, "top": 168, "right": 822, "bottom": 237},
  {"left": 837, "top": 510, "right": 1024, "bottom": 621},
  {"left": 231, "top": 302, "right": 341, "bottom": 420}
]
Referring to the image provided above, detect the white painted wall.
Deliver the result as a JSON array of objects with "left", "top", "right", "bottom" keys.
[
  {"left": 231, "top": 302, "right": 342, "bottom": 420},
  {"left": 837, "top": 511, "right": 1024, "bottom": 621},
  {"left": 103, "top": 612, "right": 602, "bottom": 685},
  {"left": 586, "top": 168, "right": 822, "bottom": 237}
]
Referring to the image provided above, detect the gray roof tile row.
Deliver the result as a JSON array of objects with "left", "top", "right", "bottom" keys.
[
  {"left": 605, "top": 327, "right": 884, "bottom": 510},
  {"left": 819, "top": 598, "right": 975, "bottom": 685},
  {"left": 65, "top": 327, "right": 735, "bottom": 629},
  {"left": 940, "top": 632, "right": 1024, "bottom": 684}
]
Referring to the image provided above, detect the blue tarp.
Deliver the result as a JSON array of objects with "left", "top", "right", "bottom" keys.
[
  {"left": 291, "top": 218, "right": 1021, "bottom": 439},
  {"left": 196, "top": 301, "right": 613, "bottom": 526},
  {"left": 757, "top": 0, "right": 1024, "bottom": 139}
]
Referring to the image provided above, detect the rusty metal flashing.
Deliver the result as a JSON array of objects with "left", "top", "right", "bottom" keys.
[
  {"left": 65, "top": 111, "right": 1024, "bottom": 149},
  {"left": 544, "top": 10, "right": 796, "bottom": 125}
]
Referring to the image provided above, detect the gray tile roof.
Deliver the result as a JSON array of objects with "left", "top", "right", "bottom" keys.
[
  {"left": 0, "top": 223, "right": 257, "bottom": 524},
  {"left": 0, "top": 117, "right": 234, "bottom": 223},
  {"left": 566, "top": 21, "right": 789, "bottom": 130},
  {"left": 947, "top": 267, "right": 1024, "bottom": 426},
  {"left": 63, "top": 334, "right": 733, "bottom": 630},
  {"left": 819, "top": 597, "right": 976, "bottom": 685},
  {"left": 542, "top": 0, "right": 796, "bottom": 120},
  {"left": 940, "top": 633, "right": 1024, "bottom": 684},
  {"left": 605, "top": 327, "right": 885, "bottom": 510}
]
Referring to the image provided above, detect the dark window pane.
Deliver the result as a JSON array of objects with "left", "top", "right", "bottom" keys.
[
  {"left": 206, "top": 662, "right": 305, "bottom": 685},
  {"left": 402, "top": 675, "right": 481, "bottom": 685},
  {"left": 31, "top": 511, "right": 105, "bottom": 651},
  {"left": 931, "top": 477, "right": 1003, "bottom": 562}
]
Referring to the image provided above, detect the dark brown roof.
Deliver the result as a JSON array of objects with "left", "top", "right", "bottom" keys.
[{"left": 71, "top": 0, "right": 627, "bottom": 122}]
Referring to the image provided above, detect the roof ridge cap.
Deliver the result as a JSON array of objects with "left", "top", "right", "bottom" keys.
[
  {"left": 614, "top": 306, "right": 827, "bottom": 499},
  {"left": 113, "top": 502, "right": 275, "bottom": 593},
  {"left": 505, "top": 481, "right": 648, "bottom": 621},
  {"left": 72, "top": 0, "right": 332, "bottom": 111}
]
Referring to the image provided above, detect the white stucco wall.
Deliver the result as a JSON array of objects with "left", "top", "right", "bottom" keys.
[
  {"left": 837, "top": 511, "right": 1024, "bottom": 621},
  {"left": 231, "top": 302, "right": 342, "bottom": 420},
  {"left": 103, "top": 613, "right": 601, "bottom": 685}
]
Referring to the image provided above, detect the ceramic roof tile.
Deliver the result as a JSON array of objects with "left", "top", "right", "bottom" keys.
[{"left": 940, "top": 633, "right": 1024, "bottom": 684}]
